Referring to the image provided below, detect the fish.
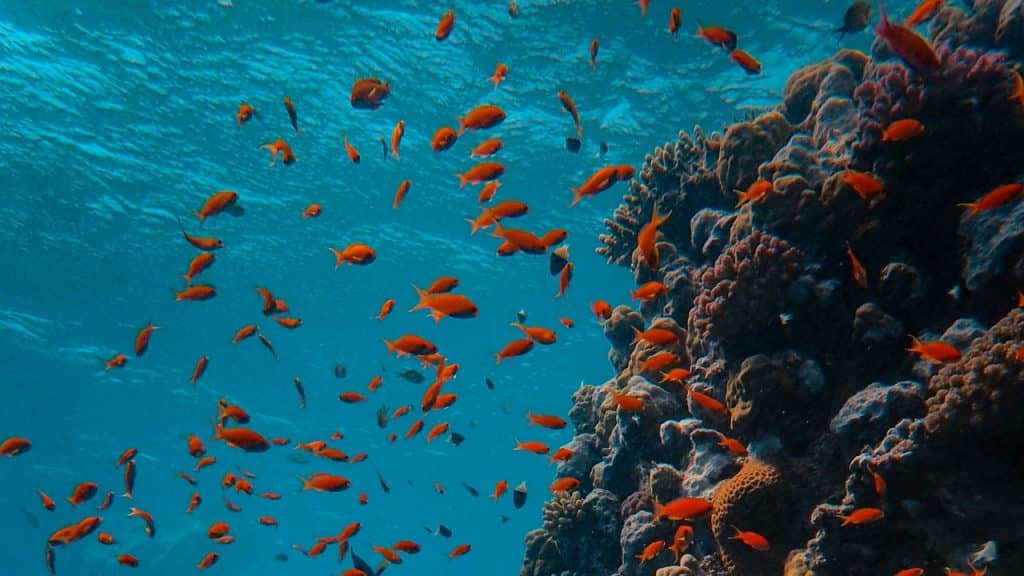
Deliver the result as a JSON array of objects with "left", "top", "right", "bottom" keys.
[
  {"left": 283, "top": 96, "right": 302, "bottom": 135},
  {"left": 350, "top": 78, "right": 390, "bottom": 110},
  {"left": 846, "top": 242, "right": 869, "bottom": 288},
  {"left": 653, "top": 497, "right": 713, "bottom": 521},
  {"left": 735, "top": 179, "right": 771, "bottom": 207},
  {"left": 458, "top": 104, "right": 506, "bottom": 135},
  {"left": 261, "top": 138, "right": 296, "bottom": 166},
  {"left": 904, "top": 0, "right": 944, "bottom": 27},
  {"left": 377, "top": 471, "right": 390, "bottom": 494},
  {"left": 696, "top": 24, "right": 738, "bottom": 51},
  {"left": 496, "top": 338, "right": 535, "bottom": 363},
  {"left": 556, "top": 262, "right": 573, "bottom": 298},
  {"left": 128, "top": 507, "right": 156, "bottom": 538},
  {"left": 882, "top": 118, "right": 925, "bottom": 142},
  {"left": 177, "top": 218, "right": 223, "bottom": 251},
  {"left": 838, "top": 507, "right": 884, "bottom": 525},
  {"left": 194, "top": 190, "right": 240, "bottom": 222},
  {"left": 435, "top": 9, "right": 455, "bottom": 41},
  {"left": 729, "top": 526, "right": 770, "bottom": 551},
  {"left": 669, "top": 8, "right": 682, "bottom": 36},
  {"left": 636, "top": 540, "right": 665, "bottom": 564},
  {"left": 835, "top": 1, "right": 872, "bottom": 38},
  {"left": 457, "top": 161, "right": 505, "bottom": 188},
  {"left": 393, "top": 179, "right": 411, "bottom": 209},
  {"left": 589, "top": 38, "right": 599, "bottom": 68},
  {"left": 449, "top": 544, "right": 471, "bottom": 558},
  {"left": 632, "top": 281, "right": 668, "bottom": 301},
  {"left": 449, "top": 432, "right": 465, "bottom": 446},
  {"left": 302, "top": 203, "right": 321, "bottom": 218},
  {"left": 104, "top": 352, "right": 126, "bottom": 371},
  {"left": 122, "top": 459, "right": 136, "bottom": 498},
  {"left": 461, "top": 481, "right": 479, "bottom": 496},
  {"left": 330, "top": 243, "right": 377, "bottom": 267},
  {"left": 565, "top": 136, "right": 581, "bottom": 153},
  {"left": 490, "top": 63, "right": 508, "bottom": 88},
  {"left": 730, "top": 49, "right": 762, "bottom": 75},
  {"left": 875, "top": 0, "right": 941, "bottom": 74},
  {"left": 431, "top": 127, "right": 458, "bottom": 152},
  {"left": 343, "top": 134, "right": 361, "bottom": 163},
  {"left": 397, "top": 369, "right": 425, "bottom": 383},
  {"left": 550, "top": 245, "right": 570, "bottom": 276},
  {"left": 236, "top": 102, "right": 257, "bottom": 126},
  {"left": 293, "top": 377, "right": 306, "bottom": 409},
  {"left": 558, "top": 91, "right": 583, "bottom": 138},
  {"left": 391, "top": 120, "right": 405, "bottom": 160},
  {"left": 907, "top": 336, "right": 961, "bottom": 362},
  {"left": 958, "top": 183, "right": 1023, "bottom": 216},
  {"left": 471, "top": 138, "right": 503, "bottom": 158},
  {"left": 183, "top": 252, "right": 215, "bottom": 286}
]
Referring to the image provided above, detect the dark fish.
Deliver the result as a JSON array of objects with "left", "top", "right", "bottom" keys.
[
  {"left": 485, "top": 377, "right": 495, "bottom": 390},
  {"left": 377, "top": 471, "right": 390, "bottom": 494},
  {"left": 448, "top": 432, "right": 465, "bottom": 446},
  {"left": 293, "top": 377, "right": 306, "bottom": 409},
  {"left": 257, "top": 332, "right": 277, "bottom": 359},
  {"left": 500, "top": 514, "right": 509, "bottom": 522},
  {"left": 516, "top": 309, "right": 527, "bottom": 323},
  {"left": 438, "top": 524, "right": 452, "bottom": 538},
  {"left": 600, "top": 141, "right": 609, "bottom": 155},
  {"left": 376, "top": 406, "right": 388, "bottom": 429},
  {"left": 351, "top": 547, "right": 378, "bottom": 576},
  {"left": 334, "top": 363, "right": 347, "bottom": 378},
  {"left": 397, "top": 369, "right": 424, "bottom": 384},
  {"left": 283, "top": 96, "right": 302, "bottom": 136},
  {"left": 549, "top": 245, "right": 569, "bottom": 276},
  {"left": 462, "top": 482, "right": 479, "bottom": 497},
  {"left": 835, "top": 1, "right": 871, "bottom": 38},
  {"left": 565, "top": 136, "right": 581, "bottom": 153},
  {"left": 273, "top": 552, "right": 288, "bottom": 562},
  {"left": 45, "top": 545, "right": 55, "bottom": 575},
  {"left": 513, "top": 481, "right": 527, "bottom": 509},
  {"left": 22, "top": 508, "right": 39, "bottom": 529}
]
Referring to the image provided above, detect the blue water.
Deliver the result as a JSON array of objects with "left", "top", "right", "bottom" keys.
[{"left": 0, "top": 1, "right": 900, "bottom": 573}]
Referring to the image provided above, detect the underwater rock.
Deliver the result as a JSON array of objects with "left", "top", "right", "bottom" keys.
[
  {"left": 829, "top": 381, "right": 926, "bottom": 456},
  {"left": 960, "top": 199, "right": 1024, "bottom": 299},
  {"left": 876, "top": 261, "right": 928, "bottom": 317},
  {"left": 715, "top": 112, "right": 793, "bottom": 197},
  {"left": 604, "top": 306, "right": 645, "bottom": 373},
  {"left": 555, "top": 433, "right": 602, "bottom": 490},
  {"left": 678, "top": 427, "right": 740, "bottom": 498}
]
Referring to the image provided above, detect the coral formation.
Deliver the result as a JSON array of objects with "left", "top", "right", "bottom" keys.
[{"left": 524, "top": 3, "right": 1024, "bottom": 575}]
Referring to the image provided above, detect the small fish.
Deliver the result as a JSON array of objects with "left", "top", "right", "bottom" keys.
[
  {"left": 398, "top": 369, "right": 425, "bottom": 383},
  {"left": 257, "top": 332, "right": 277, "bottom": 359},
  {"left": 729, "top": 526, "right": 770, "bottom": 551},
  {"left": 343, "top": 134, "right": 361, "bottom": 163},
  {"left": 435, "top": 8, "right": 455, "bottom": 41},
  {"left": 565, "top": 136, "right": 581, "bottom": 153},
  {"left": 334, "top": 363, "right": 347, "bottom": 378},
  {"left": 875, "top": 0, "right": 941, "bottom": 74},
  {"left": 846, "top": 242, "right": 869, "bottom": 288},
  {"left": 904, "top": 0, "right": 943, "bottom": 27},
  {"left": 236, "top": 102, "right": 257, "bottom": 126},
  {"left": 589, "top": 38, "right": 599, "bottom": 68},
  {"left": 838, "top": 507, "right": 884, "bottom": 526},
  {"left": 490, "top": 63, "right": 508, "bottom": 88},
  {"left": 958, "top": 183, "right": 1023, "bottom": 217},
  {"left": 283, "top": 96, "right": 302, "bottom": 136},
  {"left": 377, "top": 471, "right": 390, "bottom": 494},
  {"left": 558, "top": 91, "right": 583, "bottom": 138},
  {"left": 696, "top": 24, "right": 738, "bottom": 51},
  {"left": 600, "top": 141, "right": 608, "bottom": 155},
  {"left": 261, "top": 138, "right": 296, "bottom": 166},
  {"left": 485, "top": 377, "right": 495, "bottom": 390},
  {"left": 907, "top": 336, "right": 961, "bottom": 363},
  {"left": 293, "top": 377, "right": 306, "bottom": 409},
  {"left": 669, "top": 8, "right": 682, "bottom": 36},
  {"left": 391, "top": 120, "right": 405, "bottom": 160},
  {"left": 462, "top": 482, "right": 480, "bottom": 496},
  {"left": 835, "top": 1, "right": 872, "bottom": 38},
  {"left": 393, "top": 179, "right": 411, "bottom": 209},
  {"left": 730, "top": 49, "right": 762, "bottom": 75},
  {"left": 882, "top": 118, "right": 925, "bottom": 142},
  {"left": 448, "top": 432, "right": 465, "bottom": 446}
]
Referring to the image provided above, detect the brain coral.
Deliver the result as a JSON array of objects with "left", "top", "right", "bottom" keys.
[{"left": 710, "top": 459, "right": 788, "bottom": 575}]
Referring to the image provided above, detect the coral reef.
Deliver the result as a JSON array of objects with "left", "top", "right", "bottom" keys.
[{"left": 524, "top": 3, "right": 1024, "bottom": 575}]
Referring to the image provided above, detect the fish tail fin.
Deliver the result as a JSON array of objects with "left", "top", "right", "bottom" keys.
[
  {"left": 907, "top": 335, "right": 923, "bottom": 352},
  {"left": 465, "top": 217, "right": 481, "bottom": 235},
  {"left": 631, "top": 326, "right": 644, "bottom": 345},
  {"left": 409, "top": 284, "right": 430, "bottom": 312},
  {"left": 456, "top": 172, "right": 468, "bottom": 188},
  {"left": 568, "top": 188, "right": 582, "bottom": 207},
  {"left": 876, "top": 0, "right": 889, "bottom": 30},
  {"left": 329, "top": 247, "right": 345, "bottom": 270},
  {"left": 495, "top": 353, "right": 503, "bottom": 365},
  {"left": 456, "top": 118, "right": 465, "bottom": 136},
  {"left": 297, "top": 475, "right": 308, "bottom": 491},
  {"left": 956, "top": 202, "right": 979, "bottom": 217}
]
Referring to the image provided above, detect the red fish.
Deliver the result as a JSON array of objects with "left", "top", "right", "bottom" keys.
[
  {"left": 514, "top": 439, "right": 550, "bottom": 454},
  {"left": 343, "top": 134, "right": 361, "bottom": 163},
  {"left": 688, "top": 388, "right": 730, "bottom": 417},
  {"left": 431, "top": 127, "right": 458, "bottom": 152},
  {"left": 191, "top": 355, "right": 208, "bottom": 385},
  {"left": 730, "top": 526, "right": 770, "bottom": 551},
  {"left": 843, "top": 167, "right": 885, "bottom": 202},
  {"left": 68, "top": 482, "right": 98, "bottom": 506},
  {"left": 391, "top": 120, "right": 405, "bottom": 160},
  {"left": 958, "top": 183, "right": 1023, "bottom": 217},
  {"left": 882, "top": 118, "right": 925, "bottom": 142},
  {"left": 471, "top": 138, "right": 504, "bottom": 158},
  {"left": 527, "top": 413, "right": 567, "bottom": 429},
  {"left": 904, "top": 0, "right": 943, "bottom": 27},
  {"left": 236, "top": 102, "right": 256, "bottom": 126},
  {"left": 262, "top": 138, "right": 296, "bottom": 166},
  {"left": 556, "top": 262, "right": 573, "bottom": 298},
  {"left": 410, "top": 285, "right": 479, "bottom": 322},
  {"left": 653, "top": 497, "right": 713, "bottom": 521},
  {"left": 330, "top": 243, "right": 376, "bottom": 268},
  {"left": 696, "top": 25, "right": 738, "bottom": 51},
  {"left": 384, "top": 334, "right": 438, "bottom": 356},
  {"left": 458, "top": 104, "right": 506, "bottom": 135},
  {"left": 550, "top": 477, "right": 581, "bottom": 492},
  {"left": 730, "top": 49, "right": 762, "bottom": 75},
  {"left": 735, "top": 179, "right": 771, "bottom": 207},
  {"left": 638, "top": 206, "right": 671, "bottom": 269},
  {"left": 636, "top": 540, "right": 665, "bottom": 564},
  {"left": 197, "top": 552, "right": 218, "bottom": 570},
  {"left": 592, "top": 300, "right": 613, "bottom": 320},
  {"left": 301, "top": 473, "right": 351, "bottom": 492},
  {"left": 393, "top": 179, "right": 411, "bottom": 209},
  {"left": 105, "top": 353, "right": 127, "bottom": 371},
  {"left": 302, "top": 203, "right": 321, "bottom": 218},
  {"left": 128, "top": 507, "right": 156, "bottom": 538},
  {"left": 557, "top": 91, "right": 582, "bottom": 138},
  {"left": 637, "top": 0, "right": 650, "bottom": 17},
  {"left": 212, "top": 423, "right": 269, "bottom": 452},
  {"left": 283, "top": 96, "right": 302, "bottom": 135},
  {"left": 35, "top": 489, "right": 55, "bottom": 511},
  {"left": 669, "top": 8, "right": 682, "bottom": 36},
  {"left": 589, "top": 38, "right": 599, "bottom": 68},
  {"left": 176, "top": 285, "right": 216, "bottom": 302},
  {"left": 449, "top": 544, "right": 471, "bottom": 558},
  {"left": 435, "top": 9, "right": 455, "bottom": 41},
  {"left": 376, "top": 299, "right": 395, "bottom": 320},
  {"left": 907, "top": 336, "right": 961, "bottom": 363},
  {"left": 490, "top": 63, "right": 508, "bottom": 88},
  {"left": 875, "top": 0, "right": 941, "bottom": 74},
  {"left": 232, "top": 324, "right": 258, "bottom": 345},
  {"left": 457, "top": 161, "right": 505, "bottom": 188},
  {"left": 632, "top": 281, "right": 668, "bottom": 302},
  {"left": 838, "top": 507, "right": 884, "bottom": 526},
  {"left": 846, "top": 242, "right": 869, "bottom": 288},
  {"left": 177, "top": 218, "right": 223, "bottom": 251},
  {"left": 183, "top": 252, "right": 215, "bottom": 285},
  {"left": 350, "top": 78, "right": 390, "bottom": 110},
  {"left": 194, "top": 190, "right": 239, "bottom": 223},
  {"left": 496, "top": 338, "right": 535, "bottom": 363}
]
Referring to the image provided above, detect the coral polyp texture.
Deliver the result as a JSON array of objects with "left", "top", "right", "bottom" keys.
[{"left": 523, "top": 3, "right": 1024, "bottom": 575}]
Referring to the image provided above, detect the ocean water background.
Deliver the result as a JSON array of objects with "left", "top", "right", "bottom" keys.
[{"left": 0, "top": 1, "right": 897, "bottom": 573}]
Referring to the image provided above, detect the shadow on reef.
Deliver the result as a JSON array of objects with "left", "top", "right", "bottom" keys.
[{"left": 522, "top": 2, "right": 1024, "bottom": 575}]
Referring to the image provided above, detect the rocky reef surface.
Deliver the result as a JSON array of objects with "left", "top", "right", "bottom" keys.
[{"left": 522, "top": 2, "right": 1024, "bottom": 575}]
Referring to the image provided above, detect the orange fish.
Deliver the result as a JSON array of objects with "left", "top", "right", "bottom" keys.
[
  {"left": 514, "top": 439, "right": 550, "bottom": 454},
  {"left": 637, "top": 0, "right": 650, "bottom": 16},
  {"left": 338, "top": 391, "right": 366, "bottom": 404},
  {"left": 458, "top": 104, "right": 506, "bottom": 135},
  {"left": 632, "top": 281, "right": 668, "bottom": 301},
  {"left": 466, "top": 200, "right": 528, "bottom": 234},
  {"left": 258, "top": 516, "right": 278, "bottom": 527},
  {"left": 128, "top": 507, "right": 155, "bottom": 538},
  {"left": 393, "top": 179, "right": 411, "bottom": 209},
  {"left": 527, "top": 413, "right": 567, "bottom": 429},
  {"left": 176, "top": 284, "right": 216, "bottom": 302},
  {"left": 589, "top": 38, "right": 599, "bottom": 68},
  {"left": 603, "top": 387, "right": 646, "bottom": 413},
  {"left": 391, "top": 120, "right": 405, "bottom": 160},
  {"left": 449, "top": 544, "right": 471, "bottom": 558},
  {"left": 904, "top": 0, "right": 943, "bottom": 27},
  {"left": 197, "top": 552, "right": 218, "bottom": 570},
  {"left": 669, "top": 525, "right": 694, "bottom": 561},
  {"left": 330, "top": 243, "right": 377, "bottom": 268},
  {"left": 405, "top": 419, "right": 425, "bottom": 439},
  {"left": 471, "top": 138, "right": 504, "bottom": 158},
  {"left": 867, "top": 464, "right": 887, "bottom": 497},
  {"left": 236, "top": 102, "right": 257, "bottom": 126},
  {"left": 255, "top": 287, "right": 278, "bottom": 315},
  {"left": 98, "top": 532, "right": 115, "bottom": 545},
  {"left": 632, "top": 327, "right": 678, "bottom": 346},
  {"left": 410, "top": 285, "right": 479, "bottom": 322},
  {"left": 122, "top": 459, "right": 136, "bottom": 498},
  {"left": 557, "top": 91, "right": 582, "bottom": 138},
  {"left": 262, "top": 138, "right": 296, "bottom": 166},
  {"left": 207, "top": 521, "right": 230, "bottom": 539},
  {"left": 730, "top": 49, "right": 762, "bottom": 74},
  {"left": 958, "top": 183, "right": 1023, "bottom": 216},
  {"left": 68, "top": 482, "right": 98, "bottom": 506},
  {"left": 186, "top": 493, "right": 202, "bottom": 513},
  {"left": 435, "top": 9, "right": 455, "bottom": 41},
  {"left": 35, "top": 489, "right": 55, "bottom": 511},
  {"left": 660, "top": 367, "right": 692, "bottom": 384},
  {"left": 490, "top": 63, "right": 508, "bottom": 88},
  {"left": 343, "top": 134, "right": 361, "bottom": 163},
  {"left": 735, "top": 179, "right": 772, "bottom": 207},
  {"left": 431, "top": 127, "right": 458, "bottom": 152},
  {"left": 556, "top": 262, "right": 573, "bottom": 298},
  {"left": 846, "top": 242, "right": 869, "bottom": 288},
  {"left": 426, "top": 422, "right": 450, "bottom": 442},
  {"left": 232, "top": 324, "right": 258, "bottom": 345},
  {"left": 560, "top": 317, "right": 575, "bottom": 328},
  {"left": 636, "top": 540, "right": 665, "bottom": 564},
  {"left": 194, "top": 456, "right": 215, "bottom": 472},
  {"left": 875, "top": 1, "right": 941, "bottom": 74},
  {"left": 457, "top": 161, "right": 505, "bottom": 188},
  {"left": 496, "top": 338, "right": 535, "bottom": 363},
  {"left": 302, "top": 203, "right": 321, "bottom": 218},
  {"left": 549, "top": 447, "right": 574, "bottom": 464},
  {"left": 300, "top": 473, "right": 351, "bottom": 492},
  {"left": 508, "top": 0, "right": 519, "bottom": 16},
  {"left": 843, "top": 167, "right": 885, "bottom": 202},
  {"left": 653, "top": 497, "right": 713, "bottom": 521},
  {"left": 117, "top": 554, "right": 139, "bottom": 567},
  {"left": 730, "top": 526, "right": 770, "bottom": 551},
  {"left": 212, "top": 423, "right": 269, "bottom": 452},
  {"left": 350, "top": 77, "right": 390, "bottom": 110},
  {"left": 719, "top": 436, "right": 748, "bottom": 456},
  {"left": 894, "top": 569, "right": 925, "bottom": 576},
  {"left": 697, "top": 25, "right": 738, "bottom": 51},
  {"left": 427, "top": 276, "right": 459, "bottom": 294},
  {"left": 105, "top": 352, "right": 127, "bottom": 371},
  {"left": 191, "top": 355, "right": 208, "bottom": 385},
  {"left": 48, "top": 516, "right": 101, "bottom": 546},
  {"left": 367, "top": 375, "right": 383, "bottom": 392},
  {"left": 376, "top": 299, "right": 395, "bottom": 320},
  {"left": 282, "top": 96, "right": 302, "bottom": 135},
  {"left": 491, "top": 480, "right": 509, "bottom": 501},
  {"left": 838, "top": 507, "right": 884, "bottom": 526},
  {"left": 183, "top": 252, "right": 215, "bottom": 286},
  {"left": 274, "top": 316, "right": 302, "bottom": 329},
  {"left": 569, "top": 165, "right": 633, "bottom": 207},
  {"left": 194, "top": 190, "right": 239, "bottom": 223},
  {"left": 384, "top": 334, "right": 438, "bottom": 356},
  {"left": 550, "top": 477, "right": 581, "bottom": 492},
  {"left": 511, "top": 323, "right": 557, "bottom": 345},
  {"left": 882, "top": 118, "right": 925, "bottom": 142},
  {"left": 641, "top": 352, "right": 680, "bottom": 373},
  {"left": 1013, "top": 70, "right": 1024, "bottom": 108},
  {"left": 907, "top": 336, "right": 961, "bottom": 363},
  {"left": 669, "top": 8, "right": 682, "bottom": 36},
  {"left": 392, "top": 405, "right": 412, "bottom": 419},
  {"left": 637, "top": 206, "right": 671, "bottom": 269},
  {"left": 688, "top": 388, "right": 730, "bottom": 417},
  {"left": 393, "top": 540, "right": 420, "bottom": 554},
  {"left": 592, "top": 300, "right": 613, "bottom": 320},
  {"left": 177, "top": 218, "right": 223, "bottom": 251}
]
